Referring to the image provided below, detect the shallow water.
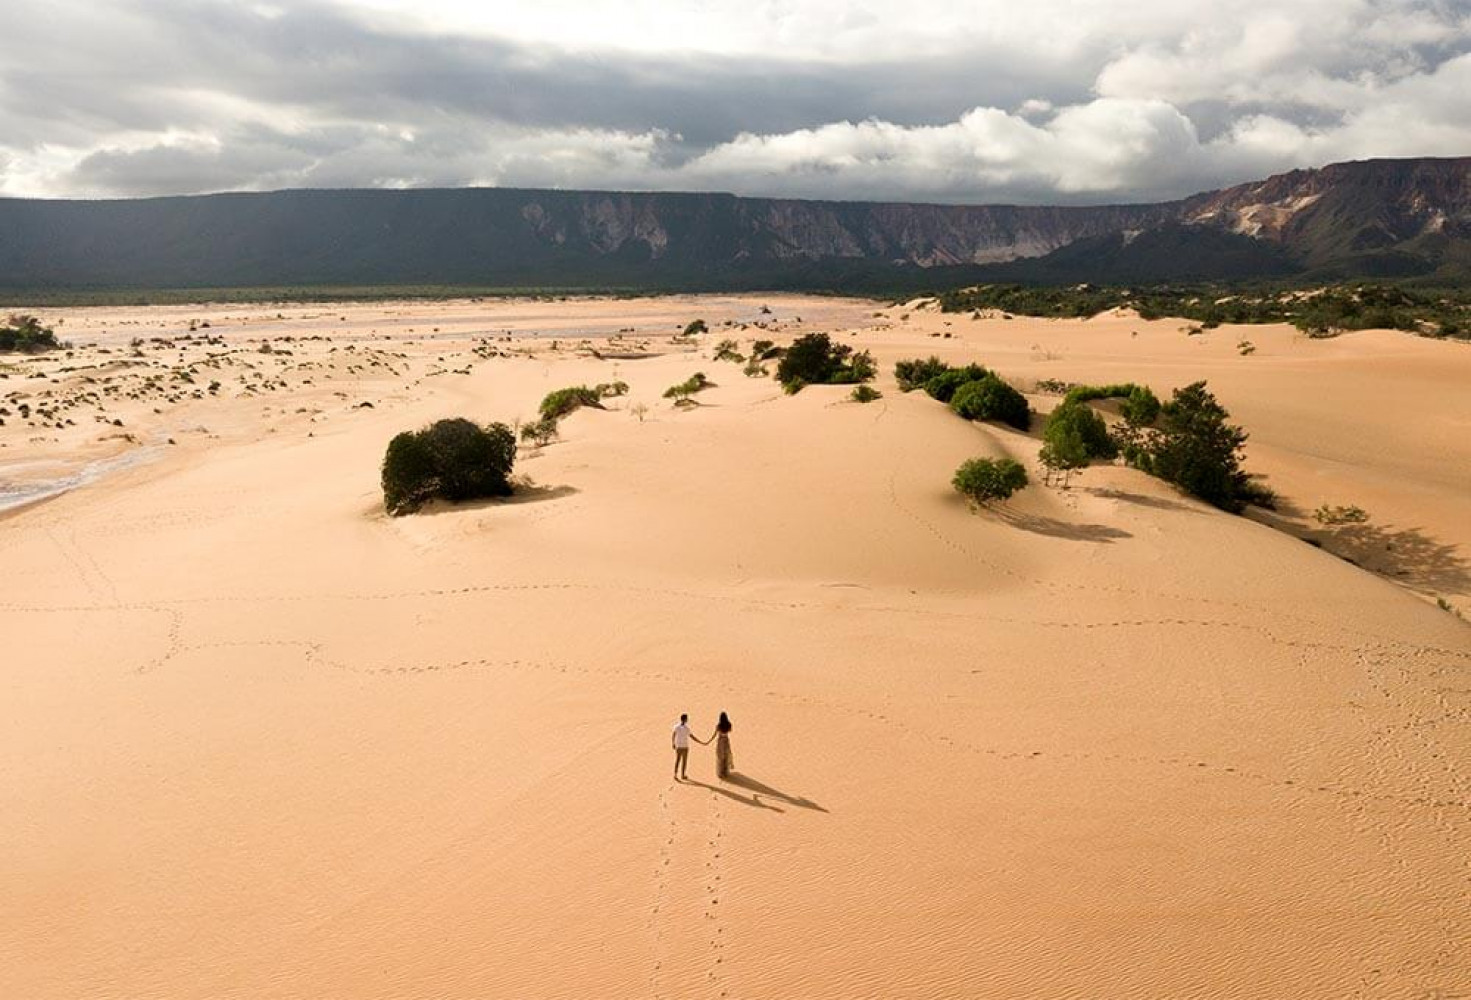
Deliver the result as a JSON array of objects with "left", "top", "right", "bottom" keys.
[{"left": 0, "top": 447, "right": 161, "bottom": 514}]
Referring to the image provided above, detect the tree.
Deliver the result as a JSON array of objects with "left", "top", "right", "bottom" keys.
[
  {"left": 1126, "top": 381, "right": 1256, "bottom": 512},
  {"left": 382, "top": 418, "right": 516, "bottom": 515},
  {"left": 1039, "top": 427, "right": 1089, "bottom": 487},
  {"left": 949, "top": 374, "right": 1031, "bottom": 430},
  {"left": 952, "top": 457, "right": 1029, "bottom": 507},
  {"left": 1043, "top": 401, "right": 1115, "bottom": 459}
]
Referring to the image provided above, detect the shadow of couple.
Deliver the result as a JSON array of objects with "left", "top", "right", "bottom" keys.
[{"left": 679, "top": 771, "right": 828, "bottom": 814}]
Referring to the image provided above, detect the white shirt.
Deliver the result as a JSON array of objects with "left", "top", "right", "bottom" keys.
[{"left": 672, "top": 722, "right": 691, "bottom": 749}]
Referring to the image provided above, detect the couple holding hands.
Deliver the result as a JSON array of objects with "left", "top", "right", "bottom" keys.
[{"left": 671, "top": 712, "right": 734, "bottom": 781}]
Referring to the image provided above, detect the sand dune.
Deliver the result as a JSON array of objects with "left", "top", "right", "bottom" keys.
[{"left": 2, "top": 295, "right": 1467, "bottom": 998}]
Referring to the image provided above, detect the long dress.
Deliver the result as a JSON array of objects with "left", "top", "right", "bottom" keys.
[{"left": 715, "top": 732, "right": 733, "bottom": 779}]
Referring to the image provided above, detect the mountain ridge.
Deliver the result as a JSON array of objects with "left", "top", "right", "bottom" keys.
[{"left": 1, "top": 157, "right": 1467, "bottom": 291}]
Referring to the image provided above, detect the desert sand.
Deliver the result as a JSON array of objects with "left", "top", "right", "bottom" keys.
[{"left": 2, "top": 294, "right": 1468, "bottom": 998}]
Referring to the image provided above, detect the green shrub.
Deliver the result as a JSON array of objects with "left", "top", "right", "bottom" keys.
[
  {"left": 712, "top": 339, "right": 744, "bottom": 363},
  {"left": 1313, "top": 503, "right": 1369, "bottom": 526},
  {"left": 895, "top": 356, "right": 950, "bottom": 392},
  {"left": 923, "top": 364, "right": 988, "bottom": 403},
  {"left": 1125, "top": 381, "right": 1259, "bottom": 513},
  {"left": 594, "top": 380, "right": 629, "bottom": 398},
  {"left": 1120, "top": 385, "right": 1161, "bottom": 426},
  {"left": 683, "top": 319, "right": 709, "bottom": 337},
  {"left": 0, "top": 315, "right": 60, "bottom": 354},
  {"left": 750, "top": 339, "right": 783, "bottom": 361},
  {"left": 539, "top": 385, "right": 605, "bottom": 420},
  {"left": 831, "top": 350, "right": 877, "bottom": 384},
  {"left": 949, "top": 375, "right": 1031, "bottom": 430},
  {"left": 775, "top": 333, "right": 875, "bottom": 392},
  {"left": 520, "top": 416, "right": 560, "bottom": 447},
  {"left": 664, "top": 371, "right": 712, "bottom": 403},
  {"left": 382, "top": 418, "right": 516, "bottom": 515},
  {"left": 1044, "top": 401, "right": 1115, "bottom": 459},
  {"left": 851, "top": 385, "right": 882, "bottom": 403},
  {"left": 952, "top": 457, "right": 1029, "bottom": 506}
]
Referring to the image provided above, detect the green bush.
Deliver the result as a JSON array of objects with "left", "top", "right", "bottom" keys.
[
  {"left": 949, "top": 375, "right": 1031, "bottom": 430},
  {"left": 894, "top": 356, "right": 950, "bottom": 392},
  {"left": 1043, "top": 401, "right": 1115, "bottom": 459},
  {"left": 594, "top": 381, "right": 629, "bottom": 398},
  {"left": 0, "top": 315, "right": 60, "bottom": 354},
  {"left": 1125, "top": 381, "right": 1260, "bottom": 513},
  {"left": 712, "top": 339, "right": 744, "bottom": 363},
  {"left": 923, "top": 364, "right": 988, "bottom": 402},
  {"left": 683, "top": 319, "right": 709, "bottom": 337},
  {"left": 382, "top": 418, "right": 516, "bottom": 515},
  {"left": 663, "top": 372, "right": 712, "bottom": 403},
  {"left": 851, "top": 385, "right": 882, "bottom": 403},
  {"left": 775, "top": 333, "right": 875, "bottom": 392},
  {"left": 1120, "top": 385, "right": 1161, "bottom": 426},
  {"left": 539, "top": 385, "right": 605, "bottom": 420},
  {"left": 952, "top": 457, "right": 1029, "bottom": 506},
  {"left": 520, "top": 416, "right": 560, "bottom": 447}
]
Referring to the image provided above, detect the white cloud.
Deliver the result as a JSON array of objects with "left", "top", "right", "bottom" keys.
[{"left": 0, "top": 0, "right": 1466, "bottom": 202}]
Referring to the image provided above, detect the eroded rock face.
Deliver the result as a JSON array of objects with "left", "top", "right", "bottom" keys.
[{"left": 0, "top": 158, "right": 1466, "bottom": 287}]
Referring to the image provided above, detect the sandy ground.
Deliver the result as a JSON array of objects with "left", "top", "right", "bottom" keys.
[{"left": 2, "top": 294, "right": 1468, "bottom": 998}]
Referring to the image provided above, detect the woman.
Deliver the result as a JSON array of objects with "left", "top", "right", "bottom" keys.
[{"left": 708, "top": 712, "right": 733, "bottom": 780}]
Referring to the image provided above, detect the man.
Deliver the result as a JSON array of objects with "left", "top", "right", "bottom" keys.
[{"left": 672, "top": 713, "right": 693, "bottom": 781}]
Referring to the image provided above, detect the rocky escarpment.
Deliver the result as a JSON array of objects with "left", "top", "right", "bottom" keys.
[{"left": 0, "top": 158, "right": 1467, "bottom": 291}]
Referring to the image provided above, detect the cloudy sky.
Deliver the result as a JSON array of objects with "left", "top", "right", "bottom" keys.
[{"left": 2, "top": 0, "right": 1468, "bottom": 204}]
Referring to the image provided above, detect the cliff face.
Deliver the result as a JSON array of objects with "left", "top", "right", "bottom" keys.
[
  {"left": 1182, "top": 158, "right": 1471, "bottom": 265},
  {"left": 0, "top": 158, "right": 1467, "bottom": 290}
]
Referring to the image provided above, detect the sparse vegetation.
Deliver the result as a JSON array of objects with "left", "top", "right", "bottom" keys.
[
  {"left": 952, "top": 457, "right": 1029, "bottom": 507},
  {"left": 851, "top": 385, "right": 882, "bottom": 403},
  {"left": 382, "top": 418, "right": 516, "bottom": 515},
  {"left": 683, "top": 319, "right": 709, "bottom": 337},
  {"left": 937, "top": 283, "right": 1471, "bottom": 340},
  {"left": 1313, "top": 504, "right": 1370, "bottom": 526}
]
